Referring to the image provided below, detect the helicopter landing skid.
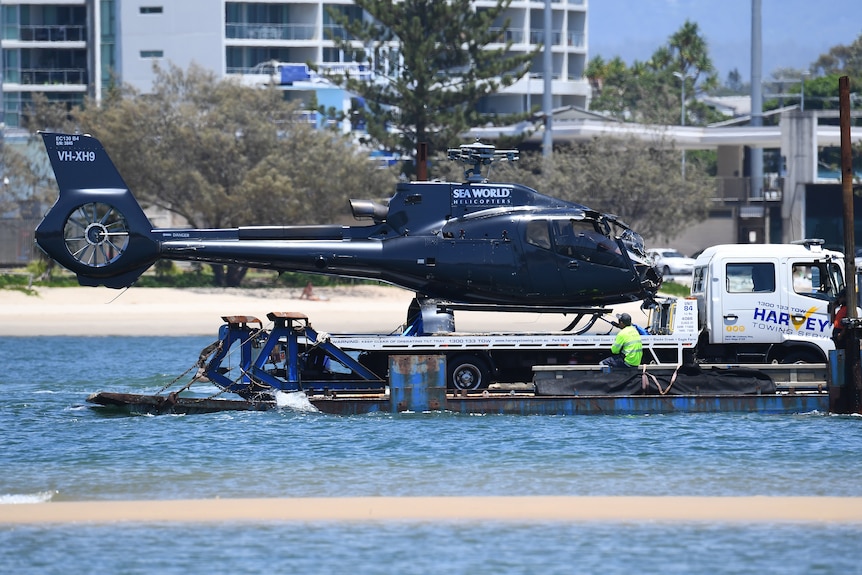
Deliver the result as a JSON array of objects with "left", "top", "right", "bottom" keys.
[{"left": 431, "top": 302, "right": 611, "bottom": 335}]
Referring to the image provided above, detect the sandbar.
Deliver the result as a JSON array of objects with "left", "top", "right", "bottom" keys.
[{"left": 2, "top": 496, "right": 862, "bottom": 524}]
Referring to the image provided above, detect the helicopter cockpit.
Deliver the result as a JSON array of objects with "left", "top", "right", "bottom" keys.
[{"left": 523, "top": 215, "right": 648, "bottom": 271}]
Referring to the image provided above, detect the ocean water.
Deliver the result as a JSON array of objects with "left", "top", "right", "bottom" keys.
[{"left": 2, "top": 335, "right": 862, "bottom": 574}]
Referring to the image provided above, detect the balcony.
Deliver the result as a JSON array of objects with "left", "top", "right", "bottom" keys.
[
  {"left": 225, "top": 23, "right": 315, "bottom": 41},
  {"left": 17, "top": 25, "right": 86, "bottom": 42},
  {"left": 232, "top": 61, "right": 372, "bottom": 83},
  {"left": 488, "top": 27, "right": 525, "bottom": 44},
  {"left": 529, "top": 29, "right": 562, "bottom": 45},
  {"left": 566, "top": 32, "right": 585, "bottom": 48},
  {"left": 13, "top": 68, "right": 87, "bottom": 86},
  {"left": 713, "top": 176, "right": 784, "bottom": 203},
  {"left": 321, "top": 24, "right": 355, "bottom": 42},
  {"left": 316, "top": 62, "right": 372, "bottom": 81}
]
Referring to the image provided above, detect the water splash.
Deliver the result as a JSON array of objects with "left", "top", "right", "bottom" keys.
[
  {"left": 0, "top": 490, "right": 57, "bottom": 504},
  {"left": 275, "top": 391, "right": 319, "bottom": 413}
]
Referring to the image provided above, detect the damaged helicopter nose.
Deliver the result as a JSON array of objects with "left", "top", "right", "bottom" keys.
[{"left": 643, "top": 265, "right": 663, "bottom": 292}]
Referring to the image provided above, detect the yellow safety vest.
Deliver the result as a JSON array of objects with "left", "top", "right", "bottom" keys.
[{"left": 611, "top": 325, "right": 643, "bottom": 367}]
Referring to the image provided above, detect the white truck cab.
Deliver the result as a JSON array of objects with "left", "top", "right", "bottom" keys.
[{"left": 690, "top": 239, "right": 844, "bottom": 364}]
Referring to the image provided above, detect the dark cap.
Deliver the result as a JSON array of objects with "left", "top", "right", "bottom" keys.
[{"left": 618, "top": 312, "right": 632, "bottom": 325}]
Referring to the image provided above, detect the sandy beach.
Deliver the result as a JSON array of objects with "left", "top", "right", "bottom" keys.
[
  {"left": 0, "top": 284, "right": 411, "bottom": 337},
  {"left": 0, "top": 284, "right": 650, "bottom": 337}
]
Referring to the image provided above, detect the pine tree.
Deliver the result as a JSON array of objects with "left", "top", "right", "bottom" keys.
[{"left": 324, "top": 0, "right": 535, "bottom": 167}]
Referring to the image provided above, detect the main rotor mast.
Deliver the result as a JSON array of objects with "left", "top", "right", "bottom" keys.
[{"left": 447, "top": 141, "right": 519, "bottom": 183}]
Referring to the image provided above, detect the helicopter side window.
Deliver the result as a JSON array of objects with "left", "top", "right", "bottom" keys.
[
  {"left": 553, "top": 220, "right": 626, "bottom": 268},
  {"left": 550, "top": 220, "right": 574, "bottom": 257},
  {"left": 526, "top": 220, "right": 551, "bottom": 250}
]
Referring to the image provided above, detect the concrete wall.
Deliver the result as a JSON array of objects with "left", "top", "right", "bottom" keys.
[
  {"left": 117, "top": 0, "right": 225, "bottom": 92},
  {"left": 780, "top": 110, "right": 818, "bottom": 242},
  {"left": 645, "top": 213, "right": 736, "bottom": 258}
]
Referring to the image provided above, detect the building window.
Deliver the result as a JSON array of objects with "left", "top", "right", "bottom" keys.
[
  {"left": 140, "top": 6, "right": 163, "bottom": 14},
  {"left": 140, "top": 50, "right": 164, "bottom": 59}
]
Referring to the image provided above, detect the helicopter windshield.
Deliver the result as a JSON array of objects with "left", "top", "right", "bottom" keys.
[
  {"left": 548, "top": 218, "right": 627, "bottom": 269},
  {"left": 620, "top": 229, "right": 647, "bottom": 258}
]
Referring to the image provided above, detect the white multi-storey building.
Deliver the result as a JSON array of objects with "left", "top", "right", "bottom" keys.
[{"left": 0, "top": 0, "right": 591, "bottom": 128}]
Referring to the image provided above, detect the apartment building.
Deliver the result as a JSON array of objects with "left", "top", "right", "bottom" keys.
[
  {"left": 0, "top": 0, "right": 591, "bottom": 128},
  {"left": 0, "top": 0, "right": 90, "bottom": 128}
]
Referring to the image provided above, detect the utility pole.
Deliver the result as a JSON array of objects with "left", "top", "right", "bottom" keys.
[
  {"left": 542, "top": 0, "right": 552, "bottom": 159},
  {"left": 832, "top": 75, "right": 862, "bottom": 414},
  {"left": 673, "top": 71, "right": 693, "bottom": 179},
  {"left": 750, "top": 0, "right": 763, "bottom": 201},
  {"left": 0, "top": 4, "right": 5, "bottom": 138}
]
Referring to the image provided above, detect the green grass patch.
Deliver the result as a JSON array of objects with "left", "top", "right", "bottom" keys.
[
  {"left": 658, "top": 281, "right": 691, "bottom": 297},
  {"left": 0, "top": 274, "right": 31, "bottom": 289},
  {"left": 1, "top": 264, "right": 377, "bottom": 291},
  {"left": 134, "top": 270, "right": 216, "bottom": 288}
]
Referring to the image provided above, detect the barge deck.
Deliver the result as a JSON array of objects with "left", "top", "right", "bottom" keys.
[{"left": 87, "top": 388, "right": 829, "bottom": 417}]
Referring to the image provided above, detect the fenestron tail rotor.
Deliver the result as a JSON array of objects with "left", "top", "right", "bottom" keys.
[{"left": 63, "top": 202, "right": 130, "bottom": 268}]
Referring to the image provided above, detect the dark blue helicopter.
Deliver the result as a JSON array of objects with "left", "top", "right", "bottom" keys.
[{"left": 34, "top": 133, "right": 661, "bottom": 308}]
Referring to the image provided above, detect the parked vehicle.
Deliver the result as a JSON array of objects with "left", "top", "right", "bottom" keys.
[
  {"left": 690, "top": 239, "right": 844, "bottom": 364},
  {"left": 647, "top": 248, "right": 696, "bottom": 276}
]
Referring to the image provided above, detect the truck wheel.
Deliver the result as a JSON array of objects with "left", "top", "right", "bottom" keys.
[
  {"left": 780, "top": 351, "right": 823, "bottom": 364},
  {"left": 448, "top": 355, "right": 490, "bottom": 391}
]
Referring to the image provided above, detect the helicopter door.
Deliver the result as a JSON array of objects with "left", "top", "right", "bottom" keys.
[
  {"left": 435, "top": 235, "right": 521, "bottom": 298},
  {"left": 522, "top": 219, "right": 567, "bottom": 298},
  {"left": 549, "top": 219, "right": 636, "bottom": 300}
]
